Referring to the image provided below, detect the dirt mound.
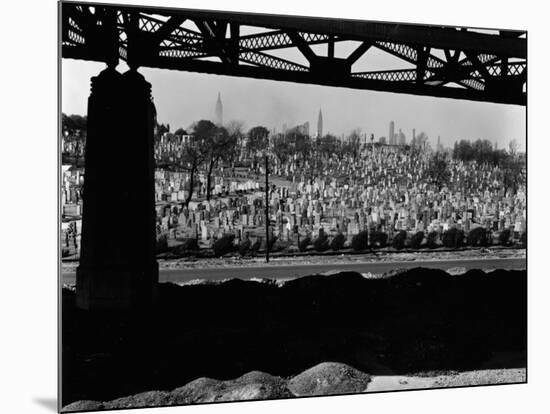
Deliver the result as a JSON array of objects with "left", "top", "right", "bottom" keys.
[
  {"left": 63, "top": 371, "right": 293, "bottom": 411},
  {"left": 288, "top": 362, "right": 371, "bottom": 396},
  {"left": 105, "top": 391, "right": 172, "bottom": 409},
  {"left": 62, "top": 400, "right": 104, "bottom": 412},
  {"left": 171, "top": 371, "right": 292, "bottom": 404}
]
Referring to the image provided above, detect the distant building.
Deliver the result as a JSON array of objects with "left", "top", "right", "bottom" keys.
[
  {"left": 286, "top": 121, "right": 310, "bottom": 137},
  {"left": 398, "top": 128, "right": 406, "bottom": 146},
  {"left": 317, "top": 108, "right": 323, "bottom": 138},
  {"left": 389, "top": 120, "right": 395, "bottom": 145},
  {"left": 215, "top": 92, "right": 223, "bottom": 126}
]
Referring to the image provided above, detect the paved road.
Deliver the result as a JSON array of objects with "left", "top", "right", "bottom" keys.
[{"left": 61, "top": 257, "right": 525, "bottom": 284}]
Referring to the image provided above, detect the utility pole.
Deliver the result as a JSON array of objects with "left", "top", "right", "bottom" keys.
[{"left": 265, "top": 154, "right": 270, "bottom": 263}]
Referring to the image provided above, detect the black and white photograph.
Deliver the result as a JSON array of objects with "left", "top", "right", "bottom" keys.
[
  {"left": 56, "top": 1, "right": 531, "bottom": 412},
  {"left": 8, "top": 0, "right": 550, "bottom": 413}
]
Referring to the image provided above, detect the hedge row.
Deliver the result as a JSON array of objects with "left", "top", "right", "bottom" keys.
[{"left": 160, "top": 228, "right": 526, "bottom": 257}]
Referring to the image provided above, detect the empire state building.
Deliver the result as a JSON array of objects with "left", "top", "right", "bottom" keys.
[{"left": 215, "top": 92, "right": 223, "bottom": 126}]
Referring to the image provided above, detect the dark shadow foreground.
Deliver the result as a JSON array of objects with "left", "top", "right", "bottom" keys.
[{"left": 61, "top": 267, "right": 526, "bottom": 406}]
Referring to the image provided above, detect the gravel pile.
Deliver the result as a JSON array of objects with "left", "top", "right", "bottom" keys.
[
  {"left": 433, "top": 368, "right": 526, "bottom": 387},
  {"left": 288, "top": 362, "right": 371, "bottom": 396},
  {"left": 62, "top": 362, "right": 369, "bottom": 411}
]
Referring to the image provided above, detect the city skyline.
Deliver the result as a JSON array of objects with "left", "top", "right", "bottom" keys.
[{"left": 62, "top": 59, "right": 526, "bottom": 150}]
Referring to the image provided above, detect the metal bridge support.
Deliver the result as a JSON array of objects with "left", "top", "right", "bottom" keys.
[{"left": 76, "top": 66, "right": 158, "bottom": 311}]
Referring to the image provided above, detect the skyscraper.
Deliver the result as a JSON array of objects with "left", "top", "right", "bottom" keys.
[
  {"left": 389, "top": 120, "right": 395, "bottom": 145},
  {"left": 317, "top": 108, "right": 323, "bottom": 138},
  {"left": 215, "top": 92, "right": 223, "bottom": 126}
]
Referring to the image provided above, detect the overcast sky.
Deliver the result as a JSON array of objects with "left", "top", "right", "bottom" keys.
[{"left": 62, "top": 58, "right": 526, "bottom": 151}]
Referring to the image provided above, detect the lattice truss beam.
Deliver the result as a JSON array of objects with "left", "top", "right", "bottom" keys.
[{"left": 61, "top": 3, "right": 526, "bottom": 105}]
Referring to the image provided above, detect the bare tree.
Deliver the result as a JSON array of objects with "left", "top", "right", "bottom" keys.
[
  {"left": 508, "top": 139, "right": 518, "bottom": 157},
  {"left": 181, "top": 120, "right": 213, "bottom": 207},
  {"left": 246, "top": 126, "right": 270, "bottom": 169},
  {"left": 247, "top": 126, "right": 270, "bottom": 154},
  {"left": 225, "top": 120, "right": 245, "bottom": 165},
  {"left": 272, "top": 134, "right": 291, "bottom": 165},
  {"left": 343, "top": 128, "right": 362, "bottom": 160},
  {"left": 226, "top": 120, "right": 246, "bottom": 137},
  {"left": 318, "top": 134, "right": 340, "bottom": 158},
  {"left": 204, "top": 126, "right": 238, "bottom": 201},
  {"left": 410, "top": 131, "right": 431, "bottom": 160},
  {"left": 425, "top": 152, "right": 451, "bottom": 191},
  {"left": 414, "top": 131, "right": 429, "bottom": 149},
  {"left": 294, "top": 132, "right": 312, "bottom": 162}
]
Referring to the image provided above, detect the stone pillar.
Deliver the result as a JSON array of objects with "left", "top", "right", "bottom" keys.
[{"left": 76, "top": 67, "right": 158, "bottom": 311}]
